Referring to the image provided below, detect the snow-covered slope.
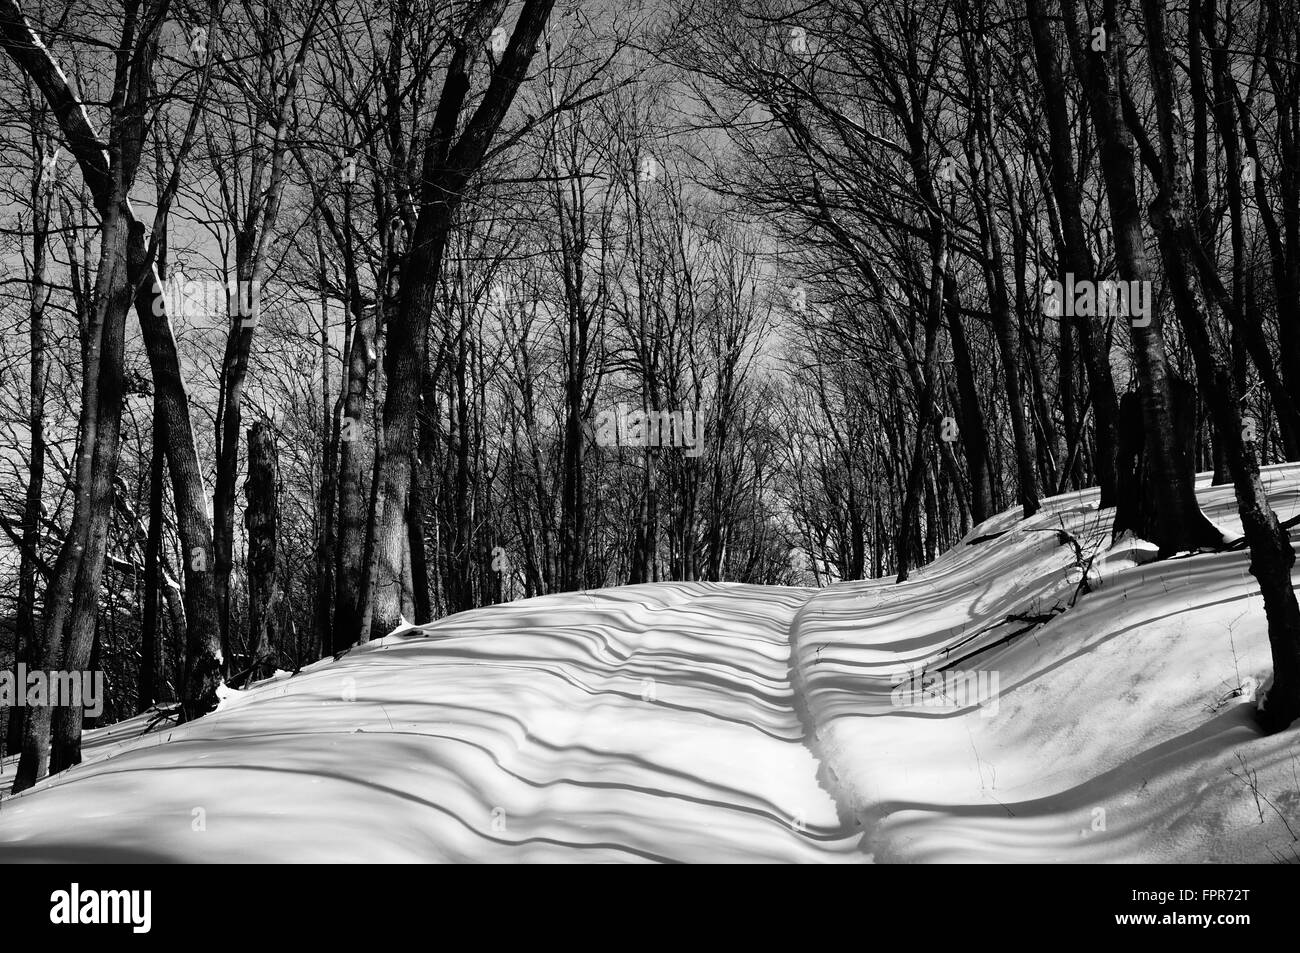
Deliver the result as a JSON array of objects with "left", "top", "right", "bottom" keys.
[
  {"left": 0, "top": 584, "right": 864, "bottom": 862},
  {"left": 793, "top": 462, "right": 1300, "bottom": 863},
  {"left": 2, "top": 466, "right": 1298, "bottom": 863}
]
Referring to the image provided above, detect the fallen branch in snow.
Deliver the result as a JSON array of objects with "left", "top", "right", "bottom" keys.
[
  {"left": 936, "top": 617, "right": 1047, "bottom": 672},
  {"left": 142, "top": 706, "right": 182, "bottom": 734},
  {"left": 1265, "top": 844, "right": 1300, "bottom": 864},
  {"left": 1227, "top": 752, "right": 1298, "bottom": 842},
  {"left": 1006, "top": 610, "right": 1061, "bottom": 625},
  {"left": 1224, "top": 512, "right": 1300, "bottom": 551},
  {"left": 937, "top": 521, "right": 1107, "bottom": 672},
  {"left": 1208, "top": 682, "right": 1256, "bottom": 714}
]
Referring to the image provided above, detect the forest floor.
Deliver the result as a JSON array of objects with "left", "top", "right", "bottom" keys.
[{"left": 1, "top": 465, "right": 1298, "bottom": 862}]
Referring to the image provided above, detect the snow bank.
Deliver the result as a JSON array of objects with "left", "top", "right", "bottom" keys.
[
  {"left": 0, "top": 583, "right": 864, "bottom": 862},
  {"left": 4, "top": 468, "right": 1298, "bottom": 863},
  {"left": 792, "top": 463, "right": 1300, "bottom": 862}
]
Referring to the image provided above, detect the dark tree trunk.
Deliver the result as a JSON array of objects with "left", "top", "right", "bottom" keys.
[
  {"left": 1201, "top": 0, "right": 1300, "bottom": 459},
  {"left": 333, "top": 305, "right": 376, "bottom": 649},
  {"left": 212, "top": 293, "right": 255, "bottom": 676},
  {"left": 133, "top": 233, "right": 223, "bottom": 721},
  {"left": 7, "top": 134, "right": 50, "bottom": 757},
  {"left": 1, "top": 0, "right": 222, "bottom": 740},
  {"left": 313, "top": 276, "right": 341, "bottom": 657},
  {"left": 243, "top": 421, "right": 279, "bottom": 684},
  {"left": 1059, "top": 0, "right": 1222, "bottom": 555},
  {"left": 944, "top": 275, "right": 994, "bottom": 524},
  {"left": 968, "top": 135, "right": 1041, "bottom": 519},
  {"left": 1139, "top": 0, "right": 1300, "bottom": 729},
  {"left": 1112, "top": 379, "right": 1202, "bottom": 543},
  {"left": 368, "top": 0, "right": 556, "bottom": 637},
  {"left": 48, "top": 209, "right": 132, "bottom": 776},
  {"left": 138, "top": 417, "right": 164, "bottom": 712},
  {"left": 1028, "top": 0, "right": 1121, "bottom": 506},
  {"left": 408, "top": 448, "right": 432, "bottom": 623}
]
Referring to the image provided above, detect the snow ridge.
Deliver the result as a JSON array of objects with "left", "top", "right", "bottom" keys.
[
  {"left": 792, "top": 463, "right": 1300, "bottom": 863},
  {"left": 4, "top": 467, "right": 1299, "bottom": 862}
]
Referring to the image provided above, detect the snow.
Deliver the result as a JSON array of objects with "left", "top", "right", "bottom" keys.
[
  {"left": 0, "top": 585, "right": 863, "bottom": 862},
  {"left": 793, "top": 462, "right": 1300, "bottom": 863},
  {"left": 2, "top": 466, "right": 1299, "bottom": 862}
]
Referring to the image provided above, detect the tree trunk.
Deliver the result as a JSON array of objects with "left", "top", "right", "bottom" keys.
[
  {"left": 968, "top": 134, "right": 1041, "bottom": 519},
  {"left": 1028, "top": 0, "right": 1121, "bottom": 506},
  {"left": 243, "top": 421, "right": 279, "bottom": 684},
  {"left": 48, "top": 207, "right": 132, "bottom": 775},
  {"left": 1200, "top": 0, "right": 1300, "bottom": 459},
  {"left": 944, "top": 275, "right": 994, "bottom": 524},
  {"left": 212, "top": 285, "right": 256, "bottom": 675},
  {"left": 0, "top": 0, "right": 222, "bottom": 738},
  {"left": 368, "top": 0, "right": 556, "bottom": 637},
  {"left": 7, "top": 136, "right": 50, "bottom": 756},
  {"left": 1139, "top": 0, "right": 1300, "bottom": 729},
  {"left": 333, "top": 305, "right": 376, "bottom": 649},
  {"left": 134, "top": 232, "right": 223, "bottom": 720},
  {"left": 1059, "top": 0, "right": 1222, "bottom": 555},
  {"left": 138, "top": 417, "right": 163, "bottom": 712},
  {"left": 409, "top": 447, "right": 432, "bottom": 622},
  {"left": 313, "top": 261, "right": 341, "bottom": 656}
]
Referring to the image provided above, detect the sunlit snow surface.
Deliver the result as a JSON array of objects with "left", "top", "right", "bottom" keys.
[
  {"left": 0, "top": 585, "right": 863, "bottom": 862},
  {"left": 795, "top": 462, "right": 1300, "bottom": 863},
  {"left": 2, "top": 465, "right": 1299, "bottom": 862}
]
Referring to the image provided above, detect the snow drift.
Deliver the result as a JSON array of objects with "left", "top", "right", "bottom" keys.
[
  {"left": 0, "top": 585, "right": 863, "bottom": 862},
  {"left": 2, "top": 466, "right": 1298, "bottom": 862},
  {"left": 793, "top": 462, "right": 1300, "bottom": 863}
]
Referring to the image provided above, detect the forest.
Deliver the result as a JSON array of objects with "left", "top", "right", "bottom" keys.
[{"left": 0, "top": 0, "right": 1297, "bottom": 800}]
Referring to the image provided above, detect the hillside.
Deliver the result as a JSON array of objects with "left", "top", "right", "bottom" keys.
[{"left": 2, "top": 466, "right": 1298, "bottom": 863}]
